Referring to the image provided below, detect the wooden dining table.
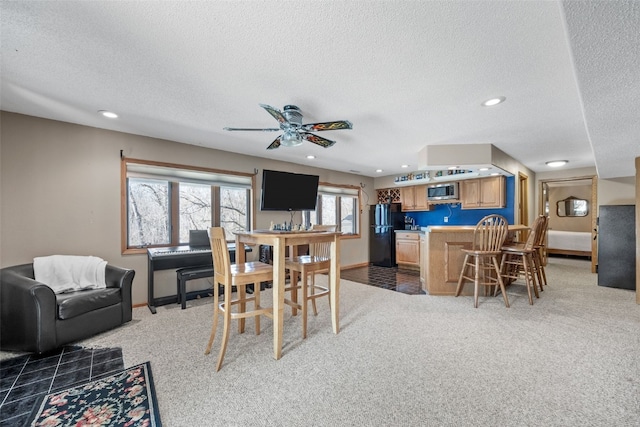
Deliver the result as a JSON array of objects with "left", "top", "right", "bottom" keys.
[{"left": 234, "top": 229, "right": 341, "bottom": 359}]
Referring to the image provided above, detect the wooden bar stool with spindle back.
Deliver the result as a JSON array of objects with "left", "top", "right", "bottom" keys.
[{"left": 455, "top": 214, "right": 510, "bottom": 308}]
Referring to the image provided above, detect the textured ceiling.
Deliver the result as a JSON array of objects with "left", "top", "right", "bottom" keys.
[{"left": 1, "top": 1, "right": 638, "bottom": 179}]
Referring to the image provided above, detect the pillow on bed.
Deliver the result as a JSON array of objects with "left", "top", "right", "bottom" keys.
[{"left": 33, "top": 255, "right": 107, "bottom": 294}]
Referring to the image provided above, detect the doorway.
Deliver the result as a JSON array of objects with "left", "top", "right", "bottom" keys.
[
  {"left": 540, "top": 175, "right": 598, "bottom": 273},
  {"left": 518, "top": 172, "right": 529, "bottom": 226}
]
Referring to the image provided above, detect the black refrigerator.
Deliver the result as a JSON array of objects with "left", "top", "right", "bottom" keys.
[
  {"left": 597, "top": 204, "right": 636, "bottom": 290},
  {"left": 369, "top": 203, "right": 405, "bottom": 267}
]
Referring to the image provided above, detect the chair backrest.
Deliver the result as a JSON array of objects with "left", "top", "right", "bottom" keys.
[
  {"left": 209, "top": 227, "right": 231, "bottom": 283},
  {"left": 472, "top": 214, "right": 509, "bottom": 252},
  {"left": 533, "top": 215, "right": 548, "bottom": 248},
  {"left": 310, "top": 224, "right": 337, "bottom": 258},
  {"left": 521, "top": 215, "right": 546, "bottom": 251}
]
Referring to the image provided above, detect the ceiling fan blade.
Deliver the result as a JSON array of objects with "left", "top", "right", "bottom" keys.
[
  {"left": 301, "top": 132, "right": 336, "bottom": 148},
  {"left": 266, "top": 135, "right": 282, "bottom": 150},
  {"left": 223, "top": 127, "right": 280, "bottom": 132},
  {"left": 259, "top": 104, "right": 288, "bottom": 126},
  {"left": 301, "top": 120, "right": 352, "bottom": 132}
]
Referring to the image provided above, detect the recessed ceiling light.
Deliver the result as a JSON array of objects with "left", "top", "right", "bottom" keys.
[
  {"left": 376, "top": 169, "right": 383, "bottom": 173},
  {"left": 401, "top": 164, "right": 409, "bottom": 168},
  {"left": 482, "top": 96, "right": 506, "bottom": 107},
  {"left": 546, "top": 160, "right": 568, "bottom": 167},
  {"left": 306, "top": 155, "right": 315, "bottom": 159},
  {"left": 99, "top": 110, "right": 118, "bottom": 119},
  {"left": 490, "top": 172, "right": 500, "bottom": 176},
  {"left": 447, "top": 166, "right": 459, "bottom": 170},
  {"left": 479, "top": 167, "right": 490, "bottom": 171}
]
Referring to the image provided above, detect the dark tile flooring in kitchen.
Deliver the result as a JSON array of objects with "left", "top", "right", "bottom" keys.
[{"left": 341, "top": 265, "right": 425, "bottom": 295}]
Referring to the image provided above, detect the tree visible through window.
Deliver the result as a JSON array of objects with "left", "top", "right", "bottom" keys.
[
  {"left": 128, "top": 178, "right": 170, "bottom": 247},
  {"left": 123, "top": 159, "right": 253, "bottom": 252},
  {"left": 306, "top": 184, "right": 360, "bottom": 236}
]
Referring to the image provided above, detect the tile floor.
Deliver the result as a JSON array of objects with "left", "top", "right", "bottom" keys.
[
  {"left": 0, "top": 346, "right": 124, "bottom": 426},
  {"left": 341, "top": 265, "right": 425, "bottom": 295}
]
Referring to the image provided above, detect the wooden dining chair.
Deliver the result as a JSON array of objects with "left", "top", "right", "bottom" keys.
[
  {"left": 204, "top": 227, "right": 274, "bottom": 371},
  {"left": 532, "top": 215, "right": 549, "bottom": 292},
  {"left": 284, "top": 224, "right": 337, "bottom": 338},
  {"left": 499, "top": 216, "right": 546, "bottom": 305},
  {"left": 455, "top": 214, "right": 510, "bottom": 308}
]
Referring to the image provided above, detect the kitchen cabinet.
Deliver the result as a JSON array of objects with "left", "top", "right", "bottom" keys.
[
  {"left": 400, "top": 185, "right": 430, "bottom": 211},
  {"left": 395, "top": 232, "right": 420, "bottom": 269},
  {"left": 460, "top": 176, "right": 505, "bottom": 209}
]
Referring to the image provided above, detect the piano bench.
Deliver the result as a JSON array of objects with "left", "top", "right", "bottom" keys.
[{"left": 176, "top": 265, "right": 215, "bottom": 309}]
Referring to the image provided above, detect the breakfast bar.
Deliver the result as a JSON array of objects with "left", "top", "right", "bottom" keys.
[{"left": 421, "top": 224, "right": 529, "bottom": 295}]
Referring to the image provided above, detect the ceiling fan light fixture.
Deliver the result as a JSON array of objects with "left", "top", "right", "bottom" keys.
[{"left": 280, "top": 130, "right": 303, "bottom": 147}]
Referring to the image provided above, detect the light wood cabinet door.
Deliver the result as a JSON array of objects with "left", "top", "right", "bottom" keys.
[
  {"left": 395, "top": 232, "right": 420, "bottom": 268},
  {"left": 413, "top": 185, "right": 429, "bottom": 210},
  {"left": 400, "top": 187, "right": 416, "bottom": 211},
  {"left": 460, "top": 176, "right": 505, "bottom": 209},
  {"left": 400, "top": 185, "right": 429, "bottom": 211},
  {"left": 460, "top": 179, "right": 481, "bottom": 208}
]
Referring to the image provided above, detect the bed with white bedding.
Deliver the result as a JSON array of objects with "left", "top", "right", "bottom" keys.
[{"left": 547, "top": 229, "right": 592, "bottom": 257}]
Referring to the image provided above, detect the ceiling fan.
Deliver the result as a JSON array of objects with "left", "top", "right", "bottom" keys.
[{"left": 224, "top": 104, "right": 352, "bottom": 150}]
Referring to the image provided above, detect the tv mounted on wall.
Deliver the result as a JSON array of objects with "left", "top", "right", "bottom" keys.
[{"left": 260, "top": 169, "right": 320, "bottom": 211}]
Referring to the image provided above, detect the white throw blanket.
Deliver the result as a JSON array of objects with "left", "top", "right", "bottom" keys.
[{"left": 34, "top": 255, "right": 107, "bottom": 294}]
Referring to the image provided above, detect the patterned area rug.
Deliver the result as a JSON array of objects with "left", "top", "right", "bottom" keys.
[
  {"left": 0, "top": 346, "right": 124, "bottom": 426},
  {"left": 27, "top": 362, "right": 161, "bottom": 427}
]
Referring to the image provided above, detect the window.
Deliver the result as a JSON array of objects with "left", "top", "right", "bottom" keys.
[
  {"left": 306, "top": 183, "right": 360, "bottom": 236},
  {"left": 122, "top": 159, "right": 253, "bottom": 253}
]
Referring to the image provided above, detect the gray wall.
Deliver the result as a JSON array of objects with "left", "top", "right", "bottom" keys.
[{"left": 0, "top": 112, "right": 374, "bottom": 305}]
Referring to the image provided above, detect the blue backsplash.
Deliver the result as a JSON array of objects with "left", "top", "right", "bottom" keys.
[{"left": 406, "top": 176, "right": 515, "bottom": 226}]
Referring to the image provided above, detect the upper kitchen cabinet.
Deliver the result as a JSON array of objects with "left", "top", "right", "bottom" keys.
[
  {"left": 460, "top": 176, "right": 505, "bottom": 209},
  {"left": 400, "top": 185, "right": 430, "bottom": 211}
]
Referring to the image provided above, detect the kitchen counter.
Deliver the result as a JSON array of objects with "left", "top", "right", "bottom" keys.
[
  {"left": 426, "top": 224, "right": 529, "bottom": 233},
  {"left": 421, "top": 224, "right": 529, "bottom": 295}
]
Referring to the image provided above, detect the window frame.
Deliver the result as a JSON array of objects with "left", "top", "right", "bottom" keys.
[
  {"left": 305, "top": 182, "right": 361, "bottom": 239},
  {"left": 121, "top": 158, "right": 255, "bottom": 254}
]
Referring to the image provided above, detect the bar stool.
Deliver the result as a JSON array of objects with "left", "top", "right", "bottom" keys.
[
  {"left": 204, "top": 227, "right": 274, "bottom": 371},
  {"left": 500, "top": 215, "right": 547, "bottom": 305},
  {"left": 455, "top": 214, "right": 510, "bottom": 308},
  {"left": 284, "top": 224, "right": 337, "bottom": 338}
]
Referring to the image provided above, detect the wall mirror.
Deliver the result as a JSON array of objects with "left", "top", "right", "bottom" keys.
[{"left": 557, "top": 196, "right": 588, "bottom": 217}]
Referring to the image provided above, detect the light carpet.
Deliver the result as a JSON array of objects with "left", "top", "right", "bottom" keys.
[{"left": 4, "top": 257, "right": 639, "bottom": 426}]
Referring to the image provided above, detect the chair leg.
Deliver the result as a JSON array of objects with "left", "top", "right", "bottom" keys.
[
  {"left": 491, "top": 256, "right": 510, "bottom": 308},
  {"left": 238, "top": 285, "right": 246, "bottom": 334},
  {"left": 455, "top": 254, "right": 470, "bottom": 297},
  {"left": 525, "top": 253, "right": 540, "bottom": 299},
  {"left": 216, "top": 297, "right": 232, "bottom": 372},
  {"left": 254, "top": 282, "right": 261, "bottom": 336},
  {"left": 302, "top": 271, "right": 308, "bottom": 339},
  {"left": 290, "top": 271, "right": 299, "bottom": 316},
  {"left": 310, "top": 272, "right": 318, "bottom": 316},
  {"left": 533, "top": 252, "right": 545, "bottom": 292},
  {"left": 522, "top": 255, "right": 534, "bottom": 305},
  {"left": 473, "top": 256, "right": 480, "bottom": 308},
  {"left": 205, "top": 282, "right": 221, "bottom": 355}
]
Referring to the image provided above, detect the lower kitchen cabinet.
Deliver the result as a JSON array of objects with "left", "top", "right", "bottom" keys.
[{"left": 396, "top": 232, "right": 420, "bottom": 269}]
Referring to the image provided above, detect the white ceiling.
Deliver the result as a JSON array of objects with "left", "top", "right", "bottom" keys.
[{"left": 1, "top": 1, "right": 638, "bottom": 179}]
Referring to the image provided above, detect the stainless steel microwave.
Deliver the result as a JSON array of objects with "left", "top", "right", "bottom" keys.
[{"left": 427, "top": 182, "right": 459, "bottom": 201}]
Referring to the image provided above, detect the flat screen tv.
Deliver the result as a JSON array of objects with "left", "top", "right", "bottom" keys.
[{"left": 260, "top": 169, "right": 320, "bottom": 211}]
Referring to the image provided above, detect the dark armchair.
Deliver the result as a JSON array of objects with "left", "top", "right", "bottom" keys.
[{"left": 1, "top": 263, "right": 134, "bottom": 354}]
